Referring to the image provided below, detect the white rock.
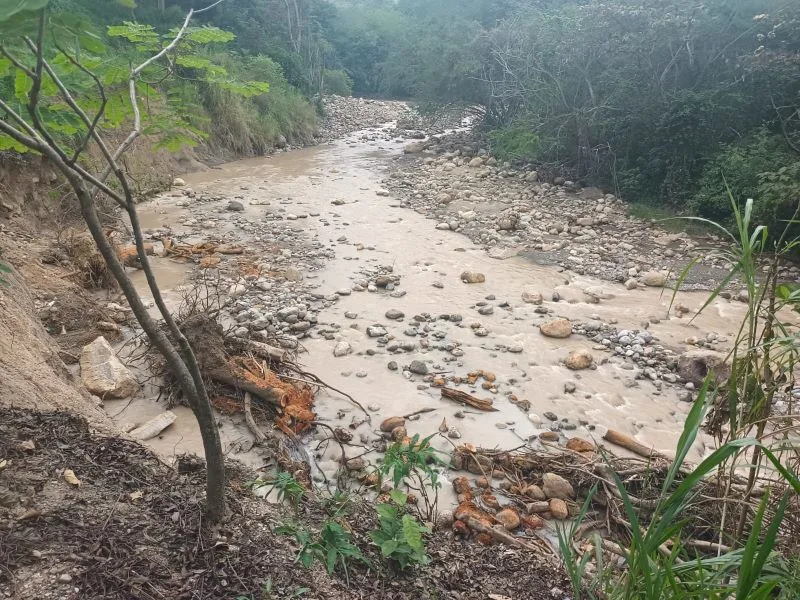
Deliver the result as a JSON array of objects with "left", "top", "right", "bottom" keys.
[
  {"left": 80, "top": 336, "right": 139, "bottom": 399},
  {"left": 333, "top": 341, "right": 352, "bottom": 357},
  {"left": 521, "top": 287, "right": 544, "bottom": 305},
  {"left": 228, "top": 283, "right": 247, "bottom": 298},
  {"left": 129, "top": 411, "right": 177, "bottom": 440}
]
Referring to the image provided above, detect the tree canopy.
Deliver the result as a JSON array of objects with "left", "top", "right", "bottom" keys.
[{"left": 2, "top": 0, "right": 799, "bottom": 230}]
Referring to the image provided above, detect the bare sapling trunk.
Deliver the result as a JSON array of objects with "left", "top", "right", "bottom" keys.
[{"left": 0, "top": 4, "right": 227, "bottom": 522}]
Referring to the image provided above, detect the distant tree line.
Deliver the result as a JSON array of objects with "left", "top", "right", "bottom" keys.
[
  {"left": 9, "top": 0, "right": 798, "bottom": 230},
  {"left": 329, "top": 0, "right": 800, "bottom": 232}
]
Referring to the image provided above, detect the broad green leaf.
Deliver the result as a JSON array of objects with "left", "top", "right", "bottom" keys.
[
  {"left": 401, "top": 515, "right": 426, "bottom": 551},
  {"left": 179, "top": 26, "right": 236, "bottom": 45},
  {"left": 0, "top": 0, "right": 49, "bottom": 23},
  {"left": 107, "top": 22, "right": 159, "bottom": 50},
  {"left": 14, "top": 68, "right": 33, "bottom": 102},
  {"left": 389, "top": 489, "right": 408, "bottom": 506},
  {"left": 175, "top": 55, "right": 225, "bottom": 76},
  {"left": 0, "top": 133, "right": 30, "bottom": 153},
  {"left": 0, "top": 58, "right": 11, "bottom": 77},
  {"left": 380, "top": 540, "right": 398, "bottom": 556}
]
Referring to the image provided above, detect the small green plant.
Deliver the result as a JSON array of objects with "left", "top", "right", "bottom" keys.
[
  {"left": 276, "top": 521, "right": 368, "bottom": 582},
  {"left": 0, "top": 248, "right": 10, "bottom": 286},
  {"left": 488, "top": 124, "right": 540, "bottom": 164},
  {"left": 379, "top": 434, "right": 443, "bottom": 521},
  {"left": 250, "top": 471, "right": 305, "bottom": 511},
  {"left": 324, "top": 490, "right": 353, "bottom": 519},
  {"left": 557, "top": 485, "right": 602, "bottom": 600},
  {"left": 369, "top": 491, "right": 431, "bottom": 570}
]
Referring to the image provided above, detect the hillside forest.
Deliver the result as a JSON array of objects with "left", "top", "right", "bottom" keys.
[{"left": 1, "top": 0, "right": 798, "bottom": 230}]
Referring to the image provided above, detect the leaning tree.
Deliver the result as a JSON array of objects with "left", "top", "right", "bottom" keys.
[{"left": 0, "top": 0, "right": 267, "bottom": 522}]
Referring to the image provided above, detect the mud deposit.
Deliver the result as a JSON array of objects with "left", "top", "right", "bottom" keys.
[{"left": 119, "top": 122, "right": 761, "bottom": 503}]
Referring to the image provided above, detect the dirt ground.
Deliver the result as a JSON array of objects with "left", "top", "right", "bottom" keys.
[{"left": 0, "top": 409, "right": 570, "bottom": 600}]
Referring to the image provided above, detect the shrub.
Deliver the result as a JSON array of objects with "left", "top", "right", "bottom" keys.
[
  {"left": 322, "top": 69, "right": 353, "bottom": 96},
  {"left": 201, "top": 53, "right": 318, "bottom": 154},
  {"left": 276, "top": 521, "right": 368, "bottom": 582},
  {"left": 692, "top": 133, "right": 800, "bottom": 232},
  {"left": 488, "top": 125, "right": 540, "bottom": 164},
  {"left": 378, "top": 434, "right": 443, "bottom": 521},
  {"left": 369, "top": 492, "right": 430, "bottom": 570}
]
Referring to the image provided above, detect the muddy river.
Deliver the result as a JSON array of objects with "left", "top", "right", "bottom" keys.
[{"left": 106, "top": 125, "right": 754, "bottom": 502}]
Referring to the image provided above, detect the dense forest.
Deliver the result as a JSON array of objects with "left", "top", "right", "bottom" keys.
[{"left": 2, "top": 0, "right": 799, "bottom": 230}]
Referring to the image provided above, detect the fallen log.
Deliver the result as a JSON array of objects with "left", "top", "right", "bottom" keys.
[
  {"left": 228, "top": 337, "right": 289, "bottom": 362},
  {"left": 207, "top": 367, "right": 284, "bottom": 408},
  {"left": 441, "top": 387, "right": 498, "bottom": 412},
  {"left": 129, "top": 411, "right": 177, "bottom": 441},
  {"left": 602, "top": 429, "right": 665, "bottom": 459}
]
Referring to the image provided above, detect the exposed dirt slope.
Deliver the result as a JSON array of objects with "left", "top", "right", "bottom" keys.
[{"left": 0, "top": 259, "right": 112, "bottom": 430}]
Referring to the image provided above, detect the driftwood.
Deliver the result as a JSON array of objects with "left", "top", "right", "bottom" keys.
[
  {"left": 229, "top": 337, "right": 288, "bottom": 362},
  {"left": 461, "top": 515, "right": 540, "bottom": 552},
  {"left": 207, "top": 367, "right": 284, "bottom": 408},
  {"left": 403, "top": 407, "right": 437, "bottom": 419},
  {"left": 603, "top": 429, "right": 666, "bottom": 459},
  {"left": 244, "top": 392, "right": 267, "bottom": 444},
  {"left": 441, "top": 387, "right": 498, "bottom": 412}
]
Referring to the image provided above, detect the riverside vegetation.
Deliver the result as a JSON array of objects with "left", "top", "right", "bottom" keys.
[{"left": 1, "top": 0, "right": 799, "bottom": 599}]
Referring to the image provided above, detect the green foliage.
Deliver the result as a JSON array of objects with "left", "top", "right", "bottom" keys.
[
  {"left": 488, "top": 125, "right": 540, "bottom": 164},
  {"left": 322, "top": 69, "right": 352, "bottom": 96},
  {"left": 199, "top": 53, "right": 316, "bottom": 155},
  {"left": 250, "top": 471, "right": 305, "bottom": 510},
  {"left": 0, "top": 6, "right": 272, "bottom": 156},
  {"left": 0, "top": 0, "right": 50, "bottom": 23},
  {"left": 276, "top": 521, "right": 368, "bottom": 582},
  {"left": 326, "top": 0, "right": 799, "bottom": 223},
  {"left": 379, "top": 434, "right": 442, "bottom": 489},
  {"left": 323, "top": 490, "right": 353, "bottom": 519},
  {"left": 692, "top": 132, "right": 800, "bottom": 233},
  {"left": 369, "top": 494, "right": 430, "bottom": 570},
  {"left": 0, "top": 248, "right": 11, "bottom": 286},
  {"left": 557, "top": 486, "right": 601, "bottom": 600},
  {"left": 560, "top": 383, "right": 800, "bottom": 599}
]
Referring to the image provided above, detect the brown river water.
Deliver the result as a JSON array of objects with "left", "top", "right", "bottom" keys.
[{"left": 105, "top": 126, "right": 756, "bottom": 502}]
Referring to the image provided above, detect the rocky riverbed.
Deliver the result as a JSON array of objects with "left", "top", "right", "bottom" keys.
[{"left": 94, "top": 100, "right": 796, "bottom": 507}]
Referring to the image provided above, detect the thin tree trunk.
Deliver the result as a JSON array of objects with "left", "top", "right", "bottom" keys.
[{"left": 67, "top": 169, "right": 226, "bottom": 523}]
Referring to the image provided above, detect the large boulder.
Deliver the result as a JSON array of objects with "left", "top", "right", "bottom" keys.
[
  {"left": 540, "top": 318, "right": 572, "bottom": 339},
  {"left": 642, "top": 271, "right": 668, "bottom": 287},
  {"left": 80, "top": 336, "right": 139, "bottom": 398},
  {"left": 678, "top": 349, "right": 729, "bottom": 387},
  {"left": 460, "top": 271, "right": 486, "bottom": 284},
  {"left": 403, "top": 141, "right": 427, "bottom": 154},
  {"left": 565, "top": 348, "right": 593, "bottom": 370},
  {"left": 542, "top": 472, "right": 575, "bottom": 500}
]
